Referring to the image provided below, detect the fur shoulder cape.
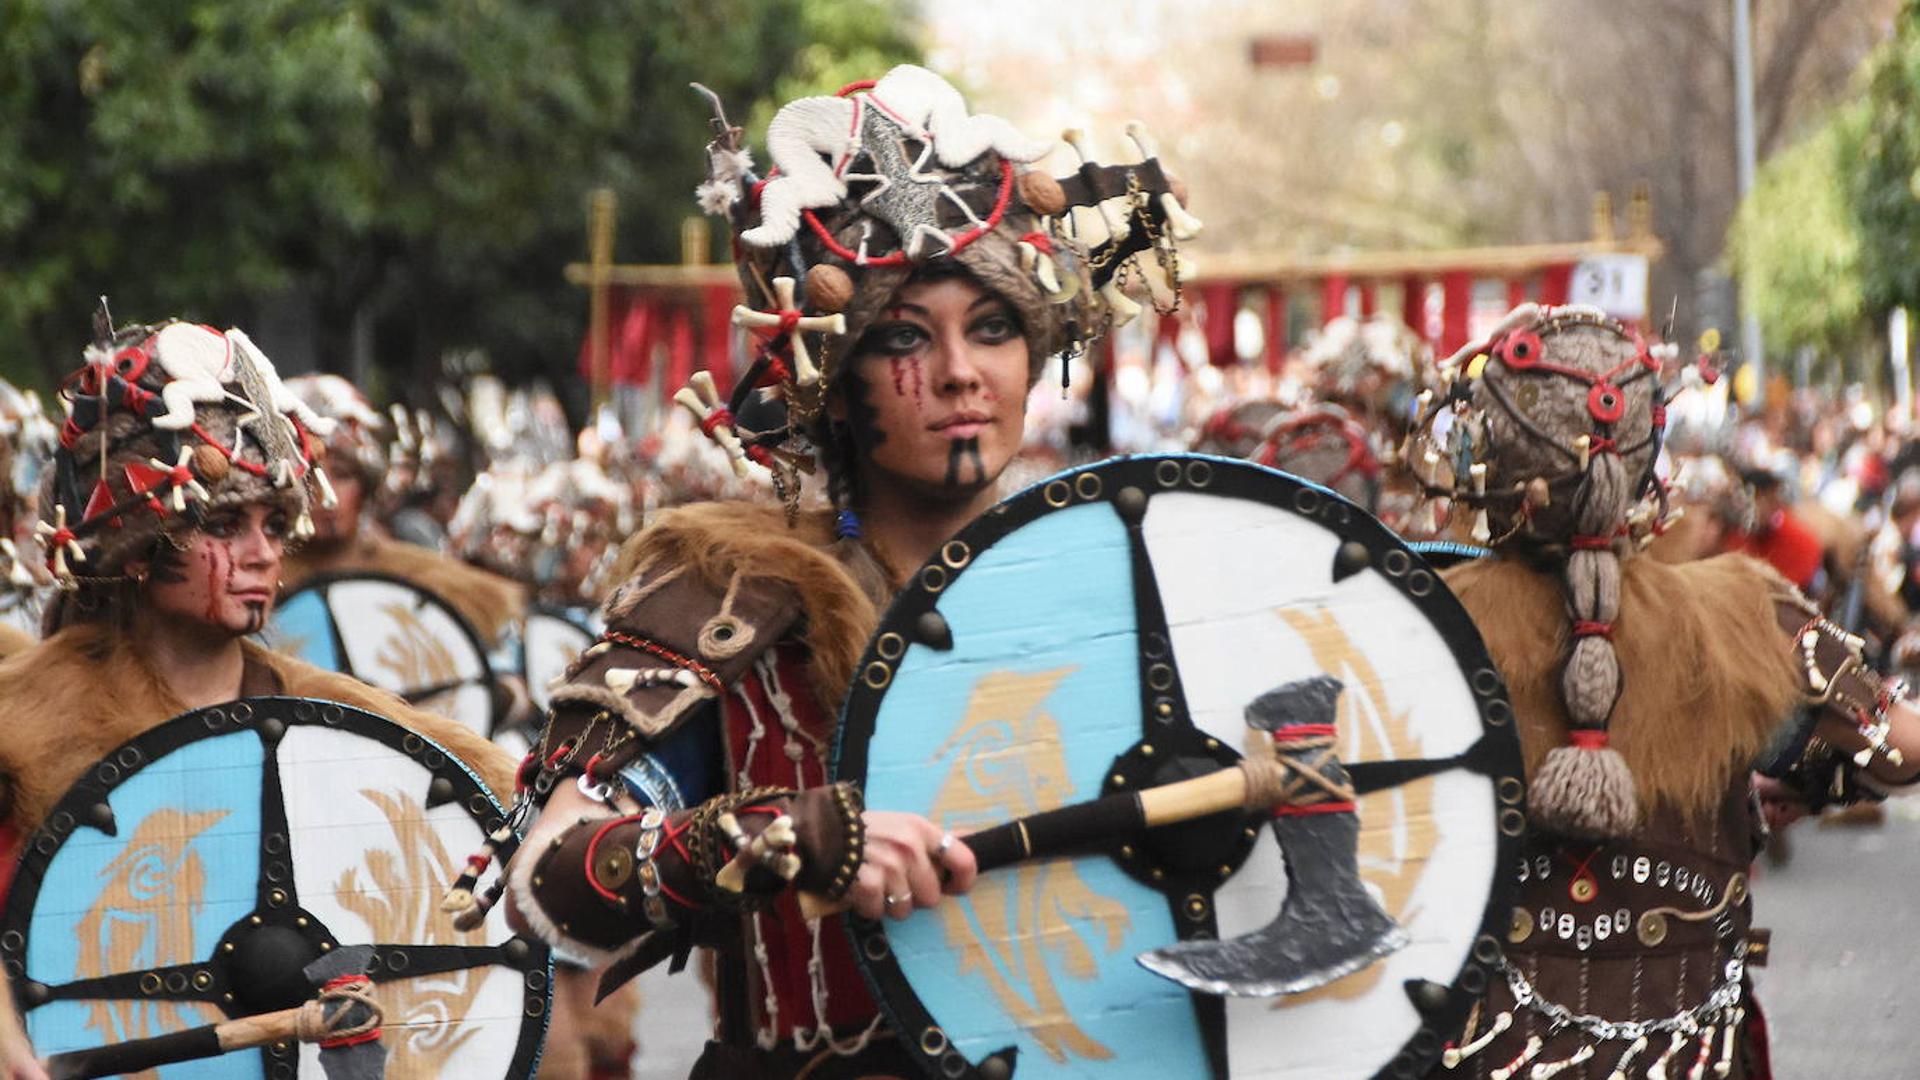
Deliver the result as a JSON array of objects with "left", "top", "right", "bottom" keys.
[
  {"left": 1443, "top": 551, "right": 1804, "bottom": 821},
  {"left": 284, "top": 533, "right": 528, "bottom": 648},
  {"left": 607, "top": 501, "right": 878, "bottom": 714},
  {"left": 0, "top": 623, "right": 514, "bottom": 836}
]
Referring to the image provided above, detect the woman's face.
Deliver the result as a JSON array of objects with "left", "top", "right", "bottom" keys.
[
  {"left": 137, "top": 502, "right": 289, "bottom": 636},
  {"left": 838, "top": 275, "right": 1031, "bottom": 502}
]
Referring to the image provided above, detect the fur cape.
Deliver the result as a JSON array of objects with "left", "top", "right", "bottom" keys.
[
  {"left": 0, "top": 622, "right": 516, "bottom": 837},
  {"left": 283, "top": 531, "right": 528, "bottom": 648},
  {"left": 607, "top": 501, "right": 880, "bottom": 716},
  {"left": 0, "top": 622, "right": 34, "bottom": 661},
  {"left": 1444, "top": 551, "right": 1804, "bottom": 823}
]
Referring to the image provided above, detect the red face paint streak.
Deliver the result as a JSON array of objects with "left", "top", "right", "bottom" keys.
[
  {"left": 889, "top": 356, "right": 907, "bottom": 397},
  {"left": 908, "top": 356, "right": 924, "bottom": 403},
  {"left": 201, "top": 543, "right": 226, "bottom": 624}
]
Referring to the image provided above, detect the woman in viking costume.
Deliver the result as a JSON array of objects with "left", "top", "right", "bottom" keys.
[
  {"left": 480, "top": 65, "right": 1193, "bottom": 1079},
  {"left": 0, "top": 317, "right": 522, "bottom": 1071},
  {"left": 1405, "top": 304, "right": 1920, "bottom": 1080},
  {"left": 282, "top": 373, "right": 529, "bottom": 650}
]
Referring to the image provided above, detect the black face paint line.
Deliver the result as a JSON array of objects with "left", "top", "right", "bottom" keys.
[
  {"left": 945, "top": 436, "right": 981, "bottom": 488},
  {"left": 243, "top": 600, "right": 268, "bottom": 634}
]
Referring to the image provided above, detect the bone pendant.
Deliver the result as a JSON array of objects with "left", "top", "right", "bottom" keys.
[
  {"left": 1100, "top": 281, "right": 1144, "bottom": 328},
  {"left": 1062, "top": 129, "right": 1131, "bottom": 244},
  {"left": 1017, "top": 240, "right": 1061, "bottom": 293},
  {"left": 1442, "top": 1011, "right": 1512, "bottom": 1068},
  {"left": 730, "top": 277, "right": 844, "bottom": 389}
]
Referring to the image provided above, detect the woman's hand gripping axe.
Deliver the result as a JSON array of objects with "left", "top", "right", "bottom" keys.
[{"left": 799, "top": 676, "right": 1407, "bottom": 998}]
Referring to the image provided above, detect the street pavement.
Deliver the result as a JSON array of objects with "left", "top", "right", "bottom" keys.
[{"left": 1752, "top": 797, "right": 1920, "bottom": 1079}]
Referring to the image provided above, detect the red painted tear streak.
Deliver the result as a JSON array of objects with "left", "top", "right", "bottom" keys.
[
  {"left": 202, "top": 541, "right": 229, "bottom": 624},
  {"left": 888, "top": 356, "right": 906, "bottom": 397},
  {"left": 908, "top": 356, "right": 923, "bottom": 403}
]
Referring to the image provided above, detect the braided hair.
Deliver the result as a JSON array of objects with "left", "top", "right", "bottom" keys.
[{"left": 1455, "top": 305, "right": 1663, "bottom": 838}]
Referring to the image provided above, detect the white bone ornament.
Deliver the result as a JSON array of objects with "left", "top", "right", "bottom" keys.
[
  {"left": 0, "top": 540, "right": 32, "bottom": 588},
  {"left": 730, "top": 277, "right": 844, "bottom": 389},
  {"left": 147, "top": 449, "right": 212, "bottom": 513},
  {"left": 674, "top": 370, "right": 752, "bottom": 478},
  {"left": 1100, "top": 281, "right": 1144, "bottom": 328},
  {"left": 1062, "top": 128, "right": 1131, "bottom": 244},
  {"left": 1017, "top": 239, "right": 1061, "bottom": 293},
  {"left": 1123, "top": 120, "right": 1203, "bottom": 241},
  {"left": 743, "top": 65, "right": 1052, "bottom": 250},
  {"left": 35, "top": 505, "right": 85, "bottom": 582}
]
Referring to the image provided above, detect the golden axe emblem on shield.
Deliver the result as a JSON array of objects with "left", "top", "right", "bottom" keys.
[
  {"left": 922, "top": 607, "right": 1436, "bottom": 1061},
  {"left": 73, "top": 789, "right": 487, "bottom": 1079},
  {"left": 929, "top": 667, "right": 1131, "bottom": 1064}
]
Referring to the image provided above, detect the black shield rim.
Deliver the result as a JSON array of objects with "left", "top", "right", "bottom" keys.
[
  {"left": 832, "top": 453, "right": 1528, "bottom": 1080},
  {"left": 0, "top": 695, "right": 552, "bottom": 1080}
]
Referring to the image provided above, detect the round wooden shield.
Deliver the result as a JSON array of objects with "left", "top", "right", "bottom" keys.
[
  {"left": 262, "top": 572, "right": 502, "bottom": 738},
  {"left": 521, "top": 608, "right": 597, "bottom": 714},
  {"left": 835, "top": 454, "right": 1526, "bottom": 1080},
  {"left": 0, "top": 697, "right": 551, "bottom": 1079}
]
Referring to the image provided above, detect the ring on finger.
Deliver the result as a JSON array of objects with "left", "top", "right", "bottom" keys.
[
  {"left": 936, "top": 832, "right": 957, "bottom": 856},
  {"left": 885, "top": 894, "right": 904, "bottom": 908}
]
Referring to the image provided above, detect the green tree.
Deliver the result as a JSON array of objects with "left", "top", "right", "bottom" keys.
[
  {"left": 1727, "top": 103, "right": 1869, "bottom": 360},
  {"left": 0, "top": 0, "right": 920, "bottom": 394},
  {"left": 1855, "top": 0, "right": 1920, "bottom": 318}
]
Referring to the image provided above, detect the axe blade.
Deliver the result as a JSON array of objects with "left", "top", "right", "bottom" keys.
[
  {"left": 1138, "top": 810, "right": 1407, "bottom": 995},
  {"left": 1138, "top": 675, "right": 1407, "bottom": 996}
]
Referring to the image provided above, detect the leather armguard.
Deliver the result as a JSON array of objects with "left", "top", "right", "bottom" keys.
[
  {"left": 537, "top": 565, "right": 800, "bottom": 783},
  {"left": 1769, "top": 591, "right": 1910, "bottom": 785},
  {"left": 511, "top": 782, "right": 864, "bottom": 965}
]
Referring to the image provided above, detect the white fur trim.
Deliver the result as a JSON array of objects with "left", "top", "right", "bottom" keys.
[
  {"left": 505, "top": 815, "right": 657, "bottom": 969},
  {"left": 741, "top": 96, "right": 857, "bottom": 248},
  {"left": 870, "top": 64, "right": 1052, "bottom": 168},
  {"left": 742, "top": 64, "right": 1052, "bottom": 249}
]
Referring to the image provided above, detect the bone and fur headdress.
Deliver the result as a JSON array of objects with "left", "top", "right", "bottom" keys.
[
  {"left": 680, "top": 65, "right": 1202, "bottom": 502},
  {"left": 41, "top": 304, "right": 338, "bottom": 591},
  {"left": 1403, "top": 303, "right": 1695, "bottom": 839}
]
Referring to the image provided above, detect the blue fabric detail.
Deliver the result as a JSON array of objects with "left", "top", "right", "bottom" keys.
[
  {"left": 834, "top": 508, "right": 862, "bottom": 540},
  {"left": 617, "top": 702, "right": 724, "bottom": 811}
]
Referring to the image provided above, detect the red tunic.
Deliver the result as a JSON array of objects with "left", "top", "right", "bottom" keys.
[{"left": 721, "top": 642, "right": 877, "bottom": 1045}]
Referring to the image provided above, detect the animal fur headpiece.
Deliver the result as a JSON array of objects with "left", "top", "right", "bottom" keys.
[
  {"left": 41, "top": 308, "right": 338, "bottom": 588},
  {"left": 287, "top": 373, "right": 387, "bottom": 485},
  {"left": 1405, "top": 303, "right": 1686, "bottom": 840},
  {"left": 684, "top": 64, "right": 1201, "bottom": 496}
]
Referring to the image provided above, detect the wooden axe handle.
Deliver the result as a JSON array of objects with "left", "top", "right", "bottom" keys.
[
  {"left": 797, "top": 763, "right": 1258, "bottom": 920},
  {"left": 45, "top": 1006, "right": 303, "bottom": 1080}
]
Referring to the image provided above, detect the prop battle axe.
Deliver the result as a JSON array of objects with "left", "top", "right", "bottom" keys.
[
  {"left": 1138, "top": 676, "right": 1409, "bottom": 995},
  {"left": 802, "top": 676, "right": 1407, "bottom": 996},
  {"left": 45, "top": 946, "right": 385, "bottom": 1080}
]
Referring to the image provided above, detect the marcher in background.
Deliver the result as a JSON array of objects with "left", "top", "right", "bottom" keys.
[{"left": 1407, "top": 304, "right": 1920, "bottom": 1080}]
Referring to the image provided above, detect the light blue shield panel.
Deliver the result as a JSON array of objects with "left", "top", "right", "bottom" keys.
[
  {"left": 263, "top": 588, "right": 340, "bottom": 670},
  {"left": 860, "top": 502, "right": 1211, "bottom": 1076},
  {"left": 23, "top": 730, "right": 263, "bottom": 1072}
]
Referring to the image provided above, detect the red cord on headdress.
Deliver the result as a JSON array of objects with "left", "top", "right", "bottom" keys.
[
  {"left": 1572, "top": 620, "right": 1614, "bottom": 639},
  {"left": 1570, "top": 534, "right": 1614, "bottom": 551},
  {"left": 1567, "top": 730, "right": 1610, "bottom": 750},
  {"left": 835, "top": 79, "right": 877, "bottom": 97},
  {"left": 803, "top": 158, "right": 1016, "bottom": 268}
]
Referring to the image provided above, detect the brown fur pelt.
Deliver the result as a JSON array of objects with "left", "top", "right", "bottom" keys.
[
  {"left": 608, "top": 501, "right": 879, "bottom": 716},
  {"left": 283, "top": 531, "right": 528, "bottom": 648},
  {"left": 0, "top": 623, "right": 515, "bottom": 836},
  {"left": 1444, "top": 551, "right": 1803, "bottom": 824},
  {"left": 0, "top": 622, "right": 34, "bottom": 660}
]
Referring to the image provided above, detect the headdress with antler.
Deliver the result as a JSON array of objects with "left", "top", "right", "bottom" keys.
[
  {"left": 40, "top": 303, "right": 338, "bottom": 605},
  {"left": 1401, "top": 303, "right": 1714, "bottom": 839},
  {"left": 685, "top": 64, "right": 1200, "bottom": 510}
]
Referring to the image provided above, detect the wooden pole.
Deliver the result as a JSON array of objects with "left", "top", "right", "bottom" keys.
[{"left": 586, "top": 188, "right": 618, "bottom": 409}]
